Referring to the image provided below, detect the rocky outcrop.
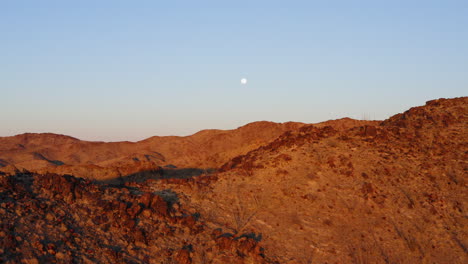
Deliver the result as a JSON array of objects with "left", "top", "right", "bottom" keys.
[{"left": 0, "top": 172, "right": 268, "bottom": 263}]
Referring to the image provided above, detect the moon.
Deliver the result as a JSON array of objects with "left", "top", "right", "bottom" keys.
[{"left": 240, "top": 78, "right": 247, "bottom": 85}]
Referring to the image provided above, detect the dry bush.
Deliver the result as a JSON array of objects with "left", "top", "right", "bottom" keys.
[{"left": 232, "top": 192, "right": 262, "bottom": 234}]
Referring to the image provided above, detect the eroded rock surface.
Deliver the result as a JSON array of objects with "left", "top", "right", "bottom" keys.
[{"left": 0, "top": 172, "right": 266, "bottom": 263}]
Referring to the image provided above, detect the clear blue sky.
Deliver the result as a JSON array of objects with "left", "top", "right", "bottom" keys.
[{"left": 1, "top": 0, "right": 467, "bottom": 141}]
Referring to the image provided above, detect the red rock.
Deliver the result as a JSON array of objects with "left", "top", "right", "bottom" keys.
[
  {"left": 175, "top": 248, "right": 192, "bottom": 264},
  {"left": 151, "top": 196, "right": 169, "bottom": 216}
]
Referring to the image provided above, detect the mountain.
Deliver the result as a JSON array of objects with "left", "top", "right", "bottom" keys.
[
  {"left": 0, "top": 97, "right": 466, "bottom": 263},
  {"left": 149, "top": 97, "right": 468, "bottom": 263},
  {"left": 0, "top": 120, "right": 376, "bottom": 180}
]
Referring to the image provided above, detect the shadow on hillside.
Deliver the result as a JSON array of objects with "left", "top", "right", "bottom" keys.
[{"left": 97, "top": 167, "right": 216, "bottom": 185}]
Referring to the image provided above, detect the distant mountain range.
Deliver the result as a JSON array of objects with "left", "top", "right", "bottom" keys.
[{"left": 0, "top": 118, "right": 376, "bottom": 180}]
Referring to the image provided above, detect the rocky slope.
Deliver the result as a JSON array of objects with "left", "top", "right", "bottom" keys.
[
  {"left": 0, "top": 172, "right": 267, "bottom": 264},
  {"left": 0, "top": 97, "right": 466, "bottom": 263},
  {"left": 150, "top": 97, "right": 467, "bottom": 263}
]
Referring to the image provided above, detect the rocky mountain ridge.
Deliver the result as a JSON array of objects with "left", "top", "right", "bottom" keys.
[{"left": 0, "top": 97, "right": 466, "bottom": 263}]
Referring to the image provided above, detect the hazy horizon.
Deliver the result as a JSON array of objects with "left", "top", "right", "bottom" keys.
[{"left": 2, "top": 1, "right": 467, "bottom": 141}]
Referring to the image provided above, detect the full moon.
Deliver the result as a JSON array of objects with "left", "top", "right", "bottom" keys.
[{"left": 240, "top": 78, "right": 247, "bottom": 85}]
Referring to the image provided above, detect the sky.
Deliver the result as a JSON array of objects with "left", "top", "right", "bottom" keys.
[{"left": 1, "top": 0, "right": 467, "bottom": 141}]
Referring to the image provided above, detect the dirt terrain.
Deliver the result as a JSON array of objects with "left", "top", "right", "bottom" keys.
[{"left": 0, "top": 97, "right": 466, "bottom": 263}]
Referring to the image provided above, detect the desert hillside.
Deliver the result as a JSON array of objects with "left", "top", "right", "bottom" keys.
[
  {"left": 0, "top": 119, "right": 376, "bottom": 180},
  {"left": 0, "top": 97, "right": 466, "bottom": 263},
  {"left": 178, "top": 97, "right": 467, "bottom": 263}
]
